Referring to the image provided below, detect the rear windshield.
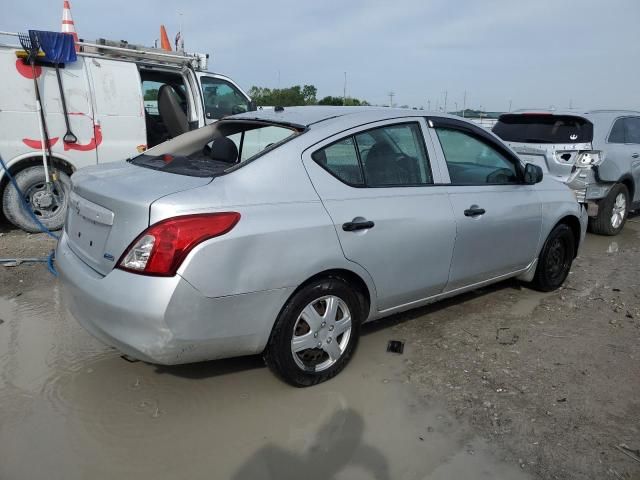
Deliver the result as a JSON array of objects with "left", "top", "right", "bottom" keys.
[
  {"left": 492, "top": 114, "right": 593, "bottom": 144},
  {"left": 130, "top": 121, "right": 300, "bottom": 177}
]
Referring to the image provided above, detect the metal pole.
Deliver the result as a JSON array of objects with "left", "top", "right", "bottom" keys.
[
  {"left": 463, "top": 91, "right": 466, "bottom": 118},
  {"left": 343, "top": 72, "right": 347, "bottom": 105},
  {"left": 443, "top": 91, "right": 448, "bottom": 113}
]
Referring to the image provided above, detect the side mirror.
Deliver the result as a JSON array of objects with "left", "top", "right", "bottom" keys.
[
  {"left": 524, "top": 163, "right": 543, "bottom": 184},
  {"left": 249, "top": 100, "right": 257, "bottom": 112}
]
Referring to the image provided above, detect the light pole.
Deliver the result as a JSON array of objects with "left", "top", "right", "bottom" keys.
[
  {"left": 388, "top": 91, "right": 395, "bottom": 108},
  {"left": 343, "top": 72, "right": 347, "bottom": 106}
]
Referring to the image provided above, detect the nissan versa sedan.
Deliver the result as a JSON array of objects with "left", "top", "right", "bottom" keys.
[{"left": 57, "top": 107, "right": 588, "bottom": 386}]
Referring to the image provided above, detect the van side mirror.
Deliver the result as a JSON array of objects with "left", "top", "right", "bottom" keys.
[
  {"left": 249, "top": 100, "right": 257, "bottom": 112},
  {"left": 524, "top": 163, "right": 543, "bottom": 184}
]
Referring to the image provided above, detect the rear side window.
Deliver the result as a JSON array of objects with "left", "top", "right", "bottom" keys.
[
  {"left": 609, "top": 118, "right": 626, "bottom": 143},
  {"left": 625, "top": 118, "right": 640, "bottom": 144},
  {"left": 312, "top": 122, "right": 432, "bottom": 187},
  {"left": 493, "top": 114, "right": 593, "bottom": 144},
  {"left": 436, "top": 128, "right": 519, "bottom": 185},
  {"left": 312, "top": 138, "right": 364, "bottom": 186}
]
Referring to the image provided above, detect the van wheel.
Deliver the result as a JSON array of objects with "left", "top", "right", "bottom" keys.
[
  {"left": 588, "top": 184, "right": 629, "bottom": 236},
  {"left": 2, "top": 166, "right": 71, "bottom": 233},
  {"left": 530, "top": 224, "right": 575, "bottom": 292},
  {"left": 264, "top": 277, "right": 363, "bottom": 387}
]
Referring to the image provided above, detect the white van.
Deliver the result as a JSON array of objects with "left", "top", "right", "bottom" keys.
[{"left": 0, "top": 34, "right": 255, "bottom": 232}]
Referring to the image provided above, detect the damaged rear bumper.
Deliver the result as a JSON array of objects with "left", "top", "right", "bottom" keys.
[{"left": 56, "top": 233, "right": 293, "bottom": 365}]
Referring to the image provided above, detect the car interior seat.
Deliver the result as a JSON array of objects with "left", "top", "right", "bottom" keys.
[
  {"left": 158, "top": 85, "right": 189, "bottom": 138},
  {"left": 209, "top": 137, "right": 239, "bottom": 163}
]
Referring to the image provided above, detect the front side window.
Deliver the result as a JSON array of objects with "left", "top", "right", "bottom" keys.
[
  {"left": 436, "top": 128, "right": 519, "bottom": 185},
  {"left": 201, "top": 77, "right": 250, "bottom": 119}
]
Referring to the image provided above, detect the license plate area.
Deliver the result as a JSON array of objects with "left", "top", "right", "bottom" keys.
[{"left": 66, "top": 192, "right": 114, "bottom": 268}]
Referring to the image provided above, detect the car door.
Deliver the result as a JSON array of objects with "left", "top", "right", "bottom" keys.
[
  {"left": 86, "top": 58, "right": 146, "bottom": 163},
  {"left": 427, "top": 117, "right": 542, "bottom": 291},
  {"left": 198, "top": 74, "right": 252, "bottom": 125},
  {"left": 607, "top": 117, "right": 640, "bottom": 204},
  {"left": 302, "top": 118, "right": 456, "bottom": 311}
]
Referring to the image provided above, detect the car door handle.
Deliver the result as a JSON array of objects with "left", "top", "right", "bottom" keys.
[
  {"left": 464, "top": 206, "right": 486, "bottom": 217},
  {"left": 632, "top": 153, "right": 639, "bottom": 159},
  {"left": 342, "top": 220, "right": 375, "bottom": 232}
]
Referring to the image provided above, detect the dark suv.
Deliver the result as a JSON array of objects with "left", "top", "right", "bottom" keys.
[{"left": 493, "top": 110, "right": 640, "bottom": 235}]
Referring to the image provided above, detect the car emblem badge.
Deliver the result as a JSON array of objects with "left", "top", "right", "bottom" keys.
[{"left": 569, "top": 134, "right": 578, "bottom": 141}]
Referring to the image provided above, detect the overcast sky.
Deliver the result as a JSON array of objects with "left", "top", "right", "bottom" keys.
[{"left": 5, "top": 0, "right": 640, "bottom": 111}]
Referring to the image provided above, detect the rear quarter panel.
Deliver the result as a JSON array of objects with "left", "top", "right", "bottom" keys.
[{"left": 150, "top": 141, "right": 378, "bottom": 308}]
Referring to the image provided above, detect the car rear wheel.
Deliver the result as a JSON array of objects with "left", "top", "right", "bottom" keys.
[
  {"left": 264, "top": 277, "right": 363, "bottom": 387},
  {"left": 2, "top": 166, "right": 71, "bottom": 233},
  {"left": 530, "top": 223, "right": 575, "bottom": 292},
  {"left": 588, "top": 183, "right": 629, "bottom": 236}
]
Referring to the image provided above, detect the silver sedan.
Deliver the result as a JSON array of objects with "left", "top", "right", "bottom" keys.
[{"left": 57, "top": 107, "right": 588, "bottom": 386}]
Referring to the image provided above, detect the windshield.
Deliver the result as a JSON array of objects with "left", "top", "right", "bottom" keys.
[
  {"left": 130, "top": 121, "right": 300, "bottom": 177},
  {"left": 493, "top": 114, "right": 593, "bottom": 144}
]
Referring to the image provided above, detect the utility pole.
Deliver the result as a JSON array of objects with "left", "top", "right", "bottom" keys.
[
  {"left": 343, "top": 72, "right": 347, "bottom": 106},
  {"left": 277, "top": 69, "right": 281, "bottom": 89},
  {"left": 454, "top": 102, "right": 458, "bottom": 114},
  {"left": 509, "top": 99, "right": 512, "bottom": 112},
  {"left": 463, "top": 91, "right": 467, "bottom": 118},
  {"left": 427, "top": 100, "right": 431, "bottom": 111},
  {"left": 443, "top": 90, "right": 448, "bottom": 113},
  {"left": 388, "top": 91, "right": 395, "bottom": 108}
]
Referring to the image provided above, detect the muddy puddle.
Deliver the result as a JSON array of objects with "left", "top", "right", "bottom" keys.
[{"left": 0, "top": 282, "right": 532, "bottom": 479}]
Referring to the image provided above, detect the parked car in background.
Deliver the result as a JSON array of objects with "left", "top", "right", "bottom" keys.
[
  {"left": 57, "top": 107, "right": 587, "bottom": 386},
  {"left": 0, "top": 33, "right": 254, "bottom": 232},
  {"left": 493, "top": 110, "right": 640, "bottom": 235}
]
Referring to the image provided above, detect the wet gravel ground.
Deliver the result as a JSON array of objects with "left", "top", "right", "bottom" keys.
[{"left": 0, "top": 217, "right": 639, "bottom": 479}]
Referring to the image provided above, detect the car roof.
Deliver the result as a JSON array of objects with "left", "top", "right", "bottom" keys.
[{"left": 231, "top": 106, "right": 458, "bottom": 128}]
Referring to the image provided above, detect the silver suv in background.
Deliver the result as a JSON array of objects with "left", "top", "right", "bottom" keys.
[{"left": 493, "top": 110, "right": 640, "bottom": 235}]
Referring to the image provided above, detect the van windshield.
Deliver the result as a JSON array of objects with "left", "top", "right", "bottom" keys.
[
  {"left": 493, "top": 114, "right": 593, "bottom": 144},
  {"left": 130, "top": 121, "right": 300, "bottom": 177}
]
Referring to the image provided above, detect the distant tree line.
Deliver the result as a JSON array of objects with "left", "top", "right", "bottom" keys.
[{"left": 247, "top": 85, "right": 370, "bottom": 107}]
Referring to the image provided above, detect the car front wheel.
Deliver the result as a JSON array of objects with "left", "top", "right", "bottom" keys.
[
  {"left": 264, "top": 277, "right": 363, "bottom": 387},
  {"left": 530, "top": 223, "right": 576, "bottom": 292}
]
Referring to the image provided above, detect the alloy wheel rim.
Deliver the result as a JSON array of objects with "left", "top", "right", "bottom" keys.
[
  {"left": 610, "top": 193, "right": 626, "bottom": 229},
  {"left": 291, "top": 295, "right": 352, "bottom": 372}
]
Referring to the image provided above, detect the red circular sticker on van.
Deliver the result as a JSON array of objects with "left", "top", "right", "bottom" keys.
[{"left": 15, "top": 59, "right": 42, "bottom": 79}]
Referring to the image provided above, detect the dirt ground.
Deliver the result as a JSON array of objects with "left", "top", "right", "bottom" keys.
[{"left": 1, "top": 217, "right": 639, "bottom": 479}]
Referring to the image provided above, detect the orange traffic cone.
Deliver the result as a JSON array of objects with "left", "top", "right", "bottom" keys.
[
  {"left": 62, "top": 0, "right": 79, "bottom": 51},
  {"left": 160, "top": 25, "right": 172, "bottom": 51}
]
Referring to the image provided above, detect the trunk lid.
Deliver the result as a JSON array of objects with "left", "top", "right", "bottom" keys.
[
  {"left": 505, "top": 141, "right": 592, "bottom": 182},
  {"left": 66, "top": 162, "right": 211, "bottom": 275}
]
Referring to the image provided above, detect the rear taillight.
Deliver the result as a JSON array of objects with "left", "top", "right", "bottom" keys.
[
  {"left": 118, "top": 212, "right": 240, "bottom": 276},
  {"left": 575, "top": 150, "right": 603, "bottom": 167}
]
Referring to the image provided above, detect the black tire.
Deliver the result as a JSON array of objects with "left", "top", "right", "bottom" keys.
[
  {"left": 530, "top": 224, "right": 576, "bottom": 292},
  {"left": 2, "top": 166, "right": 71, "bottom": 233},
  {"left": 588, "top": 183, "right": 629, "bottom": 236},
  {"left": 264, "top": 276, "right": 364, "bottom": 387}
]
